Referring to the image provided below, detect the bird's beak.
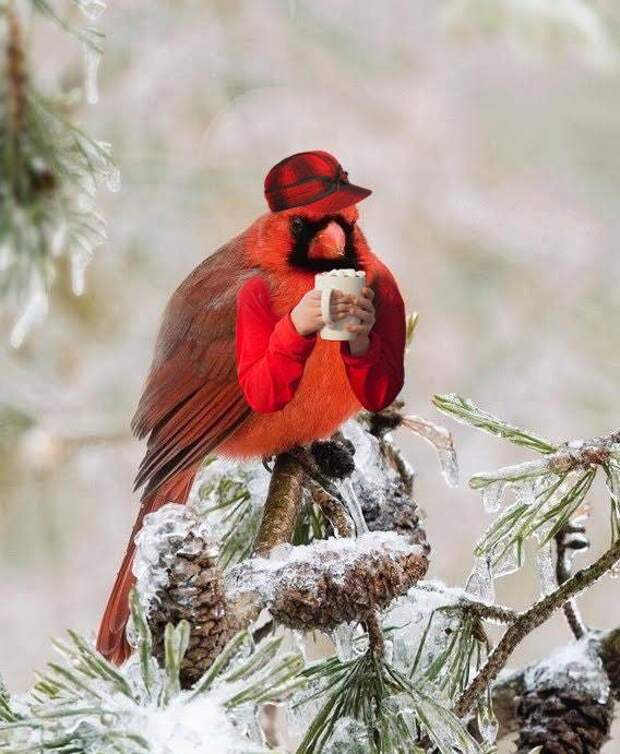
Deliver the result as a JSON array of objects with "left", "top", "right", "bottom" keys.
[{"left": 308, "top": 221, "right": 346, "bottom": 260}]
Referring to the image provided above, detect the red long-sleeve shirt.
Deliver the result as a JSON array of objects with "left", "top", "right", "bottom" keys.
[{"left": 235, "top": 275, "right": 406, "bottom": 413}]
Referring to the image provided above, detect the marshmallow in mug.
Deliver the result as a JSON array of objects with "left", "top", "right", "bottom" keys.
[{"left": 314, "top": 269, "right": 366, "bottom": 341}]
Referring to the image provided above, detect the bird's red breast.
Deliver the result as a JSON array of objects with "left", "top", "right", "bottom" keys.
[{"left": 218, "top": 206, "right": 382, "bottom": 458}]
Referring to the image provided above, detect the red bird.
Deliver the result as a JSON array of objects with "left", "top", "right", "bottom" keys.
[{"left": 97, "top": 151, "right": 407, "bottom": 664}]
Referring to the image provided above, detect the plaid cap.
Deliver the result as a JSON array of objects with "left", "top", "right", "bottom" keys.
[{"left": 264, "top": 150, "right": 372, "bottom": 214}]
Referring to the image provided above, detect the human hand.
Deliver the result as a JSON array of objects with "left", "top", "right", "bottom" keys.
[
  {"left": 345, "top": 286, "right": 376, "bottom": 355},
  {"left": 290, "top": 289, "right": 350, "bottom": 336}
]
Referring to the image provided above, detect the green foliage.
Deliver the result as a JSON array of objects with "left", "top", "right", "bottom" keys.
[
  {"left": 0, "top": 591, "right": 304, "bottom": 754},
  {"left": 411, "top": 606, "right": 489, "bottom": 701},
  {"left": 32, "top": 0, "right": 104, "bottom": 52},
  {"left": 0, "top": 1, "right": 114, "bottom": 345},
  {"left": 0, "top": 676, "right": 17, "bottom": 724},
  {"left": 432, "top": 394, "right": 558, "bottom": 454},
  {"left": 434, "top": 394, "right": 620, "bottom": 571},
  {"left": 296, "top": 650, "right": 481, "bottom": 754},
  {"left": 198, "top": 460, "right": 263, "bottom": 568}
]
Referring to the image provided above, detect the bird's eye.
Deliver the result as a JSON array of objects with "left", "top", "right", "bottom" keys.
[{"left": 291, "top": 216, "right": 305, "bottom": 236}]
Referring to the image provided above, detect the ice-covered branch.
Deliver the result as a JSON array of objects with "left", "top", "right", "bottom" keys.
[
  {"left": 455, "top": 536, "right": 620, "bottom": 717},
  {"left": 252, "top": 451, "right": 306, "bottom": 556}
]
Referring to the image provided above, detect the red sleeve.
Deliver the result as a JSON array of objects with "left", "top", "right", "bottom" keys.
[
  {"left": 235, "top": 276, "right": 316, "bottom": 413},
  {"left": 339, "top": 270, "right": 406, "bottom": 412}
]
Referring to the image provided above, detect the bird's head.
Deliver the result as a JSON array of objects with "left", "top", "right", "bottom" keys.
[{"left": 245, "top": 151, "right": 372, "bottom": 277}]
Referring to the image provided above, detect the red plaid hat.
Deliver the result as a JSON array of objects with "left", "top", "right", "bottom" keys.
[{"left": 264, "top": 151, "right": 372, "bottom": 213}]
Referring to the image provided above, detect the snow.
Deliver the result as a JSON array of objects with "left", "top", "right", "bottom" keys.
[
  {"left": 524, "top": 638, "right": 610, "bottom": 704},
  {"left": 225, "top": 532, "right": 423, "bottom": 606},
  {"left": 83, "top": 43, "right": 102, "bottom": 105},
  {"left": 132, "top": 503, "right": 215, "bottom": 620}
]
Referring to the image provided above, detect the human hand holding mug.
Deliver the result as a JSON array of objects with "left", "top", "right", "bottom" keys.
[
  {"left": 314, "top": 269, "right": 367, "bottom": 341},
  {"left": 290, "top": 287, "right": 352, "bottom": 337}
]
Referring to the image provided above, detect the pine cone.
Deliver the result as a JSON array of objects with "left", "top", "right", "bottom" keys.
[
  {"left": 600, "top": 628, "right": 620, "bottom": 699},
  {"left": 343, "top": 421, "right": 428, "bottom": 551},
  {"left": 226, "top": 533, "right": 428, "bottom": 631},
  {"left": 515, "top": 641, "right": 612, "bottom": 754},
  {"left": 133, "top": 505, "right": 237, "bottom": 688}
]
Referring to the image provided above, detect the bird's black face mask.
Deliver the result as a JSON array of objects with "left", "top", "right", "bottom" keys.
[{"left": 287, "top": 215, "right": 360, "bottom": 273}]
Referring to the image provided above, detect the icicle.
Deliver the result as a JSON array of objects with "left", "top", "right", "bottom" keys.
[
  {"left": 338, "top": 478, "right": 368, "bottom": 535},
  {"left": 401, "top": 415, "right": 459, "bottom": 488},
  {"left": 493, "top": 541, "right": 521, "bottom": 578},
  {"left": 477, "top": 698, "right": 499, "bottom": 746},
  {"left": 82, "top": 43, "right": 101, "bottom": 105},
  {"left": 481, "top": 480, "right": 506, "bottom": 514},
  {"left": 466, "top": 556, "right": 495, "bottom": 603},
  {"left": 76, "top": 0, "right": 107, "bottom": 20},
  {"left": 536, "top": 543, "right": 557, "bottom": 596},
  {"left": 437, "top": 446, "right": 459, "bottom": 488},
  {"left": 105, "top": 165, "right": 121, "bottom": 192},
  {"left": 70, "top": 250, "right": 91, "bottom": 295},
  {"left": 50, "top": 221, "right": 67, "bottom": 257},
  {"left": 332, "top": 622, "right": 357, "bottom": 662},
  {"left": 10, "top": 279, "right": 48, "bottom": 348}
]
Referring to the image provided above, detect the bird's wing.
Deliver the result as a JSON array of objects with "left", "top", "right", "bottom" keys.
[{"left": 132, "top": 239, "right": 256, "bottom": 497}]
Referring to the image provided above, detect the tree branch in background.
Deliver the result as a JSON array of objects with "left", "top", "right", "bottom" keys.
[
  {"left": 0, "top": 0, "right": 115, "bottom": 346},
  {"left": 555, "top": 519, "right": 590, "bottom": 640}
]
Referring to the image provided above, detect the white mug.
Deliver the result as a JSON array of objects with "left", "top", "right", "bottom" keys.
[{"left": 314, "top": 269, "right": 366, "bottom": 341}]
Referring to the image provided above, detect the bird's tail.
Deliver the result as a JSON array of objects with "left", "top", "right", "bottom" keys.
[{"left": 96, "top": 466, "right": 198, "bottom": 665}]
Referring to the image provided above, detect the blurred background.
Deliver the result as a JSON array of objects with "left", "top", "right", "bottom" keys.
[{"left": 1, "top": 0, "right": 620, "bottom": 747}]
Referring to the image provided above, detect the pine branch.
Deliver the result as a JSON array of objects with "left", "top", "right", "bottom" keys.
[
  {"left": 0, "top": 0, "right": 114, "bottom": 344},
  {"left": 253, "top": 451, "right": 307, "bottom": 556},
  {"left": 455, "top": 536, "right": 620, "bottom": 717},
  {"left": 432, "top": 394, "right": 558, "bottom": 454}
]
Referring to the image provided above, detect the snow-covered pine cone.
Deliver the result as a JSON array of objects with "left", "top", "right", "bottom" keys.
[
  {"left": 133, "top": 505, "right": 237, "bottom": 688},
  {"left": 342, "top": 421, "right": 428, "bottom": 551},
  {"left": 515, "top": 640, "right": 613, "bottom": 754},
  {"left": 226, "top": 532, "right": 428, "bottom": 631},
  {"left": 600, "top": 628, "right": 620, "bottom": 697},
  {"left": 515, "top": 686, "right": 612, "bottom": 754}
]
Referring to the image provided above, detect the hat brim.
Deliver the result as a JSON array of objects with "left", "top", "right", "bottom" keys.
[{"left": 296, "top": 183, "right": 372, "bottom": 215}]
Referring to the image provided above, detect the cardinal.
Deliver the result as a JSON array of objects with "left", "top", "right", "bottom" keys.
[{"left": 97, "top": 150, "right": 407, "bottom": 664}]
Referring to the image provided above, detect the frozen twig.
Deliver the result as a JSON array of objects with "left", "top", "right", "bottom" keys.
[
  {"left": 306, "top": 477, "right": 354, "bottom": 537},
  {"left": 455, "top": 536, "right": 620, "bottom": 717}
]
